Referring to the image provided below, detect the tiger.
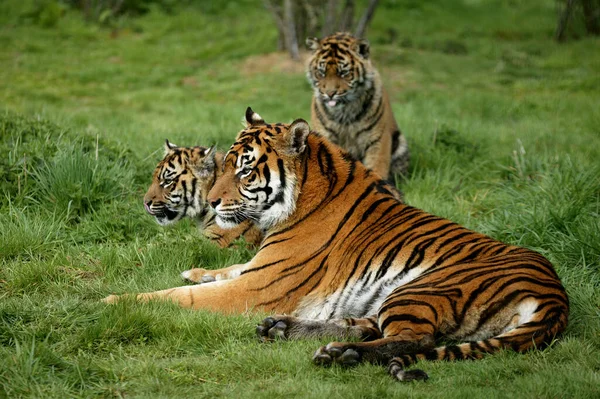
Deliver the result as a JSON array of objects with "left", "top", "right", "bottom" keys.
[
  {"left": 306, "top": 32, "right": 410, "bottom": 180},
  {"left": 143, "top": 140, "right": 263, "bottom": 251},
  {"left": 105, "top": 107, "right": 568, "bottom": 382}
]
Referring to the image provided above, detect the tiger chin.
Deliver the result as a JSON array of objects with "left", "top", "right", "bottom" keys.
[
  {"left": 306, "top": 32, "right": 410, "bottom": 181},
  {"left": 106, "top": 107, "right": 568, "bottom": 382},
  {"left": 143, "top": 140, "right": 263, "bottom": 251}
]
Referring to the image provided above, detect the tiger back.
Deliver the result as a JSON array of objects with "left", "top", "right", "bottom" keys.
[
  {"left": 306, "top": 32, "right": 409, "bottom": 180},
  {"left": 109, "top": 108, "right": 568, "bottom": 382},
  {"left": 143, "top": 140, "right": 263, "bottom": 248}
]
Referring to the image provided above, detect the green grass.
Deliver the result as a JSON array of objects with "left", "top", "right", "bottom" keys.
[{"left": 1, "top": 0, "right": 599, "bottom": 397}]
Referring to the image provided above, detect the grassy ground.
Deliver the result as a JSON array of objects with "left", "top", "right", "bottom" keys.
[{"left": 1, "top": 0, "right": 599, "bottom": 397}]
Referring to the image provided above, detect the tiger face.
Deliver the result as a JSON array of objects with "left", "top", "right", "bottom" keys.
[
  {"left": 306, "top": 32, "right": 372, "bottom": 109},
  {"left": 144, "top": 141, "right": 216, "bottom": 226},
  {"left": 207, "top": 108, "right": 310, "bottom": 231}
]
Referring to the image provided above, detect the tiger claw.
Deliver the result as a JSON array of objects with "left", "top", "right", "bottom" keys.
[
  {"left": 312, "top": 343, "right": 360, "bottom": 367},
  {"left": 338, "top": 349, "right": 360, "bottom": 366},
  {"left": 256, "top": 316, "right": 289, "bottom": 342},
  {"left": 312, "top": 346, "right": 333, "bottom": 366}
]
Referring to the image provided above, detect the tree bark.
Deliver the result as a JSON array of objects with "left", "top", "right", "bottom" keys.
[
  {"left": 322, "top": 0, "right": 338, "bottom": 36},
  {"left": 338, "top": 0, "right": 355, "bottom": 32},
  {"left": 264, "top": 1, "right": 286, "bottom": 51},
  {"left": 264, "top": 0, "right": 381, "bottom": 58},
  {"left": 355, "top": 0, "right": 379, "bottom": 38},
  {"left": 555, "top": 0, "right": 577, "bottom": 41},
  {"left": 582, "top": 0, "right": 600, "bottom": 35},
  {"left": 284, "top": 0, "right": 300, "bottom": 60}
]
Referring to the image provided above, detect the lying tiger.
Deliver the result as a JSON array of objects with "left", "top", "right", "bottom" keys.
[
  {"left": 143, "top": 140, "right": 263, "bottom": 249},
  {"left": 106, "top": 108, "right": 568, "bottom": 381},
  {"left": 306, "top": 32, "right": 410, "bottom": 180}
]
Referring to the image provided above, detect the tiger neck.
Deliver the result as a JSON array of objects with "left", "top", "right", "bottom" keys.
[{"left": 268, "top": 134, "right": 362, "bottom": 233}]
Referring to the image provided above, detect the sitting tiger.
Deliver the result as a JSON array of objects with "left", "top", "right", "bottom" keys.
[
  {"left": 106, "top": 108, "right": 568, "bottom": 382},
  {"left": 143, "top": 140, "right": 263, "bottom": 249},
  {"left": 306, "top": 32, "right": 409, "bottom": 180}
]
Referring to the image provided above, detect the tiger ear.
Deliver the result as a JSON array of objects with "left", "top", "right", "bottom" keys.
[
  {"left": 202, "top": 145, "right": 215, "bottom": 159},
  {"left": 306, "top": 37, "right": 320, "bottom": 51},
  {"left": 164, "top": 139, "right": 177, "bottom": 155},
  {"left": 197, "top": 146, "right": 216, "bottom": 177},
  {"left": 244, "top": 107, "right": 265, "bottom": 128},
  {"left": 357, "top": 39, "right": 370, "bottom": 59},
  {"left": 285, "top": 119, "right": 310, "bottom": 154}
]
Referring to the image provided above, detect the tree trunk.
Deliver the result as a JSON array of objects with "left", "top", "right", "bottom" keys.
[
  {"left": 338, "top": 0, "right": 355, "bottom": 32},
  {"left": 322, "top": 0, "right": 338, "bottom": 36},
  {"left": 264, "top": 0, "right": 381, "bottom": 58},
  {"left": 555, "top": 0, "right": 577, "bottom": 41},
  {"left": 284, "top": 0, "right": 300, "bottom": 60},
  {"left": 582, "top": 0, "right": 600, "bottom": 35},
  {"left": 355, "top": 0, "right": 379, "bottom": 38}
]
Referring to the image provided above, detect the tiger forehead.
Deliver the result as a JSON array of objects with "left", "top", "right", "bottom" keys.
[
  {"left": 158, "top": 146, "right": 205, "bottom": 176},
  {"left": 227, "top": 124, "right": 285, "bottom": 166},
  {"left": 318, "top": 34, "right": 356, "bottom": 50},
  {"left": 233, "top": 124, "right": 287, "bottom": 146},
  {"left": 160, "top": 147, "right": 202, "bottom": 165},
  {"left": 314, "top": 43, "right": 356, "bottom": 64}
]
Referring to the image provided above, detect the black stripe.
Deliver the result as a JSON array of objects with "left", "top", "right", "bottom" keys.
[
  {"left": 380, "top": 314, "right": 434, "bottom": 333},
  {"left": 241, "top": 258, "right": 290, "bottom": 274},
  {"left": 355, "top": 96, "right": 384, "bottom": 138},
  {"left": 379, "top": 299, "right": 440, "bottom": 323}
]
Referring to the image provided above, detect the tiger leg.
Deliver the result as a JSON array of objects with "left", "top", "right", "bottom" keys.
[
  {"left": 256, "top": 315, "right": 381, "bottom": 341},
  {"left": 362, "top": 130, "right": 391, "bottom": 180},
  {"left": 102, "top": 279, "right": 256, "bottom": 313},
  {"left": 312, "top": 332, "right": 435, "bottom": 369},
  {"left": 387, "top": 302, "right": 569, "bottom": 381},
  {"left": 180, "top": 263, "right": 247, "bottom": 284},
  {"left": 203, "top": 219, "right": 260, "bottom": 248},
  {"left": 312, "top": 291, "right": 441, "bottom": 370}
]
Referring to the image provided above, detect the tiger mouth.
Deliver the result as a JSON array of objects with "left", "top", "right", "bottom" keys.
[
  {"left": 149, "top": 205, "right": 180, "bottom": 222},
  {"left": 215, "top": 208, "right": 250, "bottom": 226},
  {"left": 144, "top": 202, "right": 155, "bottom": 215},
  {"left": 320, "top": 95, "right": 347, "bottom": 107}
]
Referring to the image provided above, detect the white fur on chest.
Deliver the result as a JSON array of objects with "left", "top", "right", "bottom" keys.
[{"left": 294, "top": 264, "right": 432, "bottom": 320}]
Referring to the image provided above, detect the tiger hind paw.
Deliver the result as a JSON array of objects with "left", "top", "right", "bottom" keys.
[
  {"left": 256, "top": 315, "right": 292, "bottom": 342},
  {"left": 312, "top": 343, "right": 360, "bottom": 367}
]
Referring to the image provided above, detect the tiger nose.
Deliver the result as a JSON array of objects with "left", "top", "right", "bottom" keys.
[
  {"left": 209, "top": 198, "right": 221, "bottom": 209},
  {"left": 326, "top": 90, "right": 337, "bottom": 98}
]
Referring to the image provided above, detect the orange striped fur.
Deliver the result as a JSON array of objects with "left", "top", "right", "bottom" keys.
[{"left": 106, "top": 108, "right": 568, "bottom": 381}]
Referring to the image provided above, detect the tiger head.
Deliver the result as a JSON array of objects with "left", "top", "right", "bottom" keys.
[
  {"left": 144, "top": 141, "right": 217, "bottom": 226},
  {"left": 306, "top": 32, "right": 372, "bottom": 108},
  {"left": 207, "top": 107, "right": 310, "bottom": 231}
]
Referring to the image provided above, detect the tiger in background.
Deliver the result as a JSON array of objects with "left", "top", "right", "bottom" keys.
[
  {"left": 306, "top": 32, "right": 409, "bottom": 180},
  {"left": 144, "top": 140, "right": 263, "bottom": 253},
  {"left": 107, "top": 108, "right": 568, "bottom": 382}
]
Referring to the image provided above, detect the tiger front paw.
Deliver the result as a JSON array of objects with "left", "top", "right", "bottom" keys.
[
  {"left": 256, "top": 315, "right": 296, "bottom": 341},
  {"left": 180, "top": 268, "right": 216, "bottom": 284}
]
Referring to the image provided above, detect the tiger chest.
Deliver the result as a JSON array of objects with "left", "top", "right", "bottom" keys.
[{"left": 328, "top": 124, "right": 373, "bottom": 162}]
